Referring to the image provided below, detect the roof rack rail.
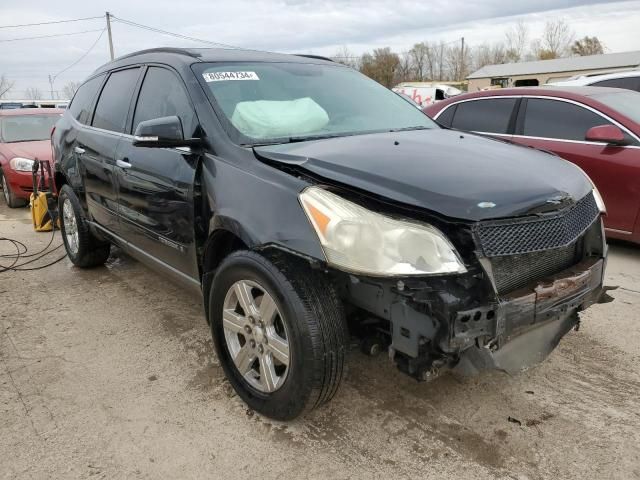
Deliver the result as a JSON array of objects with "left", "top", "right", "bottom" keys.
[
  {"left": 114, "top": 47, "right": 203, "bottom": 62},
  {"left": 295, "top": 54, "right": 334, "bottom": 62}
]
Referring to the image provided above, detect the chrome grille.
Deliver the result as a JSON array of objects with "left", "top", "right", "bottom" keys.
[{"left": 475, "top": 193, "right": 599, "bottom": 257}]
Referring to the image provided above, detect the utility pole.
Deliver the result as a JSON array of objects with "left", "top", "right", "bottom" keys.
[
  {"left": 48, "top": 74, "right": 54, "bottom": 99},
  {"left": 105, "top": 11, "right": 114, "bottom": 60},
  {"left": 460, "top": 37, "right": 465, "bottom": 81}
]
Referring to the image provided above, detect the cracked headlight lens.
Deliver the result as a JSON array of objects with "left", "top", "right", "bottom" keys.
[{"left": 300, "top": 186, "right": 467, "bottom": 276}]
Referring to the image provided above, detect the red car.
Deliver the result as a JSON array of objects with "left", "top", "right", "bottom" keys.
[
  {"left": 0, "top": 108, "right": 62, "bottom": 207},
  {"left": 425, "top": 87, "right": 640, "bottom": 244}
]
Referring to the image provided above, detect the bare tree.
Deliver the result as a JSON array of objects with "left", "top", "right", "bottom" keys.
[
  {"left": 360, "top": 48, "right": 400, "bottom": 88},
  {"left": 25, "top": 87, "right": 43, "bottom": 100},
  {"left": 409, "top": 42, "right": 429, "bottom": 81},
  {"left": 505, "top": 21, "right": 529, "bottom": 62},
  {"left": 395, "top": 52, "right": 413, "bottom": 84},
  {"left": 445, "top": 44, "right": 473, "bottom": 81},
  {"left": 474, "top": 42, "right": 508, "bottom": 69},
  {"left": 331, "top": 46, "right": 361, "bottom": 69},
  {"left": 533, "top": 19, "right": 575, "bottom": 60},
  {"left": 0, "top": 75, "right": 14, "bottom": 99},
  {"left": 571, "top": 36, "right": 605, "bottom": 56},
  {"left": 425, "top": 40, "right": 447, "bottom": 81},
  {"left": 62, "top": 81, "right": 81, "bottom": 100}
]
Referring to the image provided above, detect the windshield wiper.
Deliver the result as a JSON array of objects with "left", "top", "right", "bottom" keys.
[
  {"left": 249, "top": 128, "right": 424, "bottom": 147},
  {"left": 287, "top": 133, "right": 346, "bottom": 143},
  {"left": 388, "top": 126, "right": 432, "bottom": 132}
]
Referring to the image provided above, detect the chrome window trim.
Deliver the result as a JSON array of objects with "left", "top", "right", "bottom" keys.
[
  {"left": 72, "top": 117, "right": 193, "bottom": 153},
  {"left": 434, "top": 94, "right": 640, "bottom": 146}
]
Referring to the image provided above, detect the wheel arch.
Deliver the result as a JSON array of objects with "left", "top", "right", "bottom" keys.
[
  {"left": 201, "top": 227, "right": 249, "bottom": 321},
  {"left": 200, "top": 223, "right": 324, "bottom": 322},
  {"left": 54, "top": 170, "right": 68, "bottom": 194}
]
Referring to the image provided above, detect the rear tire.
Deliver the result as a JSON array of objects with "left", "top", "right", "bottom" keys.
[
  {"left": 209, "top": 250, "right": 348, "bottom": 420},
  {"left": 58, "top": 185, "right": 110, "bottom": 267},
  {"left": 0, "top": 169, "right": 28, "bottom": 208}
]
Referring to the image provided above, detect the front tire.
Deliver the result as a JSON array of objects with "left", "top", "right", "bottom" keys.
[
  {"left": 209, "top": 251, "right": 348, "bottom": 420},
  {"left": 58, "top": 185, "right": 110, "bottom": 268},
  {"left": 0, "top": 169, "right": 28, "bottom": 208}
]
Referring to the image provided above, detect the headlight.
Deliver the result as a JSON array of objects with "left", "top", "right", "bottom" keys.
[
  {"left": 591, "top": 186, "right": 606, "bottom": 214},
  {"left": 571, "top": 164, "right": 606, "bottom": 214},
  {"left": 9, "top": 157, "right": 34, "bottom": 172},
  {"left": 300, "top": 186, "right": 467, "bottom": 276}
]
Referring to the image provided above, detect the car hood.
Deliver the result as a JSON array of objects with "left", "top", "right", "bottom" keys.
[
  {"left": 254, "top": 129, "right": 592, "bottom": 221},
  {"left": 1, "top": 140, "right": 52, "bottom": 163}
]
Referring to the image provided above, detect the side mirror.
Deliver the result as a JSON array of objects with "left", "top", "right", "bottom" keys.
[
  {"left": 585, "top": 124, "right": 628, "bottom": 146},
  {"left": 133, "top": 116, "right": 202, "bottom": 148}
]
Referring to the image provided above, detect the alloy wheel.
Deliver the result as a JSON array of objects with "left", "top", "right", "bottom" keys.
[
  {"left": 62, "top": 198, "right": 79, "bottom": 255},
  {"left": 2, "top": 174, "right": 9, "bottom": 204},
  {"left": 222, "top": 279, "right": 290, "bottom": 393}
]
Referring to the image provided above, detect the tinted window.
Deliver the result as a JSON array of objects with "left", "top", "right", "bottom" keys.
[
  {"left": 92, "top": 68, "right": 140, "bottom": 133},
  {"left": 591, "top": 76, "right": 640, "bottom": 92},
  {"left": 133, "top": 67, "right": 197, "bottom": 137},
  {"left": 436, "top": 104, "right": 456, "bottom": 127},
  {"left": 451, "top": 98, "right": 516, "bottom": 134},
  {"left": 68, "top": 75, "right": 103, "bottom": 124},
  {"left": 523, "top": 99, "right": 611, "bottom": 141}
]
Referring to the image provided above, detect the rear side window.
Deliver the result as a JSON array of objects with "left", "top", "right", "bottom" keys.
[
  {"left": 436, "top": 104, "right": 456, "bottom": 127},
  {"left": 68, "top": 75, "right": 104, "bottom": 124},
  {"left": 522, "top": 99, "right": 611, "bottom": 141},
  {"left": 132, "top": 67, "right": 197, "bottom": 137},
  {"left": 450, "top": 98, "right": 516, "bottom": 134},
  {"left": 591, "top": 76, "right": 640, "bottom": 92},
  {"left": 92, "top": 68, "right": 140, "bottom": 133}
]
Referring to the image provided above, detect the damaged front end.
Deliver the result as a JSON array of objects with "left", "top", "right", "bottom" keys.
[{"left": 339, "top": 191, "right": 607, "bottom": 380}]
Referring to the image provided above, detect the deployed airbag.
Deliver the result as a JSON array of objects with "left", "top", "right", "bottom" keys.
[{"left": 231, "top": 97, "right": 329, "bottom": 138}]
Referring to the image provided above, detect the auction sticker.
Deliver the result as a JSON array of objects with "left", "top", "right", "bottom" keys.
[{"left": 202, "top": 71, "right": 260, "bottom": 82}]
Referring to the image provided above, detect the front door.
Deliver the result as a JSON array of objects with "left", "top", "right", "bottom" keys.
[
  {"left": 114, "top": 66, "right": 201, "bottom": 278},
  {"left": 512, "top": 97, "right": 640, "bottom": 233}
]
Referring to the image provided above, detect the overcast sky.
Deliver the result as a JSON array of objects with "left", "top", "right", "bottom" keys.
[{"left": 2, "top": 0, "right": 640, "bottom": 99}]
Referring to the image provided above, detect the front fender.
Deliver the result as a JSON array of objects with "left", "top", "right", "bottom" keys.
[{"left": 201, "top": 153, "right": 325, "bottom": 261}]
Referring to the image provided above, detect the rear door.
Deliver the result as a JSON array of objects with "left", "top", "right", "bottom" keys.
[
  {"left": 437, "top": 97, "right": 519, "bottom": 140},
  {"left": 54, "top": 74, "right": 104, "bottom": 196},
  {"left": 114, "top": 65, "right": 200, "bottom": 278},
  {"left": 78, "top": 67, "right": 141, "bottom": 231},
  {"left": 511, "top": 97, "right": 640, "bottom": 232}
]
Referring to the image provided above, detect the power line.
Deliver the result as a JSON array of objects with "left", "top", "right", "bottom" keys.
[
  {"left": 52, "top": 29, "right": 106, "bottom": 80},
  {"left": 0, "top": 16, "right": 103, "bottom": 29},
  {"left": 0, "top": 28, "right": 105, "bottom": 43},
  {"left": 111, "top": 15, "right": 241, "bottom": 49}
]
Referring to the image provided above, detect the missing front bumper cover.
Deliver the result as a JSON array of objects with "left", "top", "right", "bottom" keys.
[
  {"left": 454, "top": 257, "right": 604, "bottom": 375},
  {"left": 346, "top": 256, "right": 605, "bottom": 380}
]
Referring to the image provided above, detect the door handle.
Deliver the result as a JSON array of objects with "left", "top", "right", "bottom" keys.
[
  {"left": 116, "top": 159, "right": 132, "bottom": 169},
  {"left": 74, "top": 146, "right": 85, "bottom": 155}
]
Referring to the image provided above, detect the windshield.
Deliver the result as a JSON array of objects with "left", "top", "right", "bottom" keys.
[
  {"left": 195, "top": 62, "right": 437, "bottom": 145},
  {"left": 590, "top": 90, "right": 640, "bottom": 124},
  {"left": 1, "top": 115, "right": 60, "bottom": 143}
]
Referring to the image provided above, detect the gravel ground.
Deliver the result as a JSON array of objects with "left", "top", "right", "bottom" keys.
[{"left": 1, "top": 202, "right": 639, "bottom": 480}]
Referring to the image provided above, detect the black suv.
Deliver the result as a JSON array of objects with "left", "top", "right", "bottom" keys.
[{"left": 53, "top": 48, "right": 607, "bottom": 420}]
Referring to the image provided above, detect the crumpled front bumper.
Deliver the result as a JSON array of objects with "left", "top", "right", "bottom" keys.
[{"left": 454, "top": 257, "right": 605, "bottom": 375}]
